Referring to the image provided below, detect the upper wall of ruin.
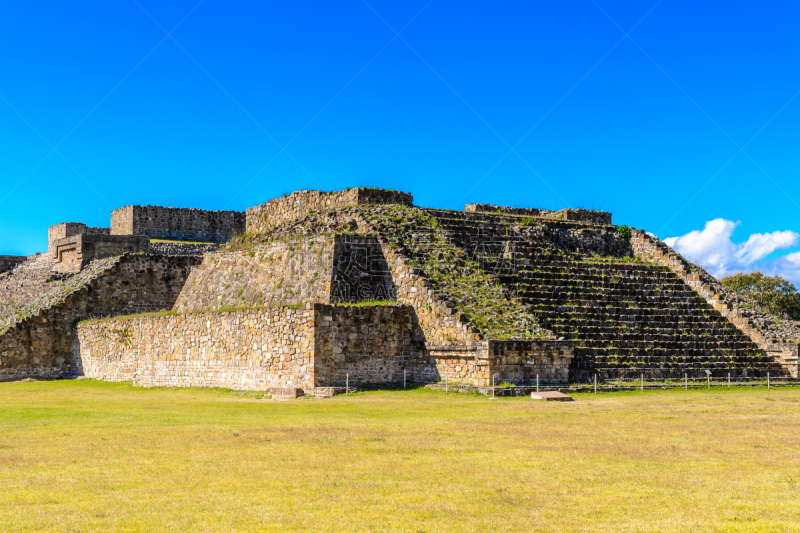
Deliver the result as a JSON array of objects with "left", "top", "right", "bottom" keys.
[
  {"left": 111, "top": 205, "right": 245, "bottom": 243},
  {"left": 246, "top": 188, "right": 413, "bottom": 234},
  {"left": 465, "top": 203, "right": 612, "bottom": 225}
]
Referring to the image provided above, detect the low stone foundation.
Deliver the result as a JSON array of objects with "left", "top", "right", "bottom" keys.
[
  {"left": 75, "top": 304, "right": 421, "bottom": 392},
  {"left": 767, "top": 345, "right": 799, "bottom": 378},
  {"left": 74, "top": 304, "right": 573, "bottom": 392},
  {"left": 427, "top": 340, "right": 572, "bottom": 386}
]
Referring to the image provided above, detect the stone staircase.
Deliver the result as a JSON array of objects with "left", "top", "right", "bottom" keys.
[
  {"left": 423, "top": 210, "right": 787, "bottom": 380},
  {"left": 0, "top": 253, "right": 121, "bottom": 335},
  {"left": 0, "top": 253, "right": 57, "bottom": 331}
]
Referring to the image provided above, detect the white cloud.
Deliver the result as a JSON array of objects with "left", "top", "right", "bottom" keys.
[
  {"left": 766, "top": 251, "right": 800, "bottom": 284},
  {"left": 663, "top": 219, "right": 800, "bottom": 283}
]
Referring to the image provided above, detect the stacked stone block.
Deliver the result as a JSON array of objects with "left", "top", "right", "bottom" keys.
[
  {"left": 76, "top": 306, "right": 316, "bottom": 392},
  {"left": 426, "top": 340, "right": 572, "bottom": 386},
  {"left": 313, "top": 304, "right": 424, "bottom": 387}
]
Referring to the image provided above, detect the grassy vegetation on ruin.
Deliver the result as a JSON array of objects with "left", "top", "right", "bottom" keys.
[
  {"left": 0, "top": 381, "right": 798, "bottom": 532},
  {"left": 363, "top": 205, "right": 551, "bottom": 340},
  {"left": 149, "top": 238, "right": 217, "bottom": 245},
  {"left": 78, "top": 301, "right": 404, "bottom": 325}
]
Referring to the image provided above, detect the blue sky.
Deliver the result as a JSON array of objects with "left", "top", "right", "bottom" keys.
[{"left": 1, "top": 1, "right": 799, "bottom": 280}]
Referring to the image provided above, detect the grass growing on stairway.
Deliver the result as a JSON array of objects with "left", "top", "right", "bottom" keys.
[
  {"left": 1, "top": 380, "right": 799, "bottom": 532},
  {"left": 363, "top": 205, "right": 552, "bottom": 340}
]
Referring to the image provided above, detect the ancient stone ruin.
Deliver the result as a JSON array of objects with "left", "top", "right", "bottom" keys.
[{"left": 1, "top": 188, "right": 797, "bottom": 395}]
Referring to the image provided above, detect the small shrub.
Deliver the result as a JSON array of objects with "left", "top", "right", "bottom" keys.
[
  {"left": 616, "top": 225, "right": 631, "bottom": 239},
  {"left": 720, "top": 272, "right": 800, "bottom": 320}
]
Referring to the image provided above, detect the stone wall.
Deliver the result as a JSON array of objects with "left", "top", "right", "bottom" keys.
[
  {"left": 73, "top": 303, "right": 569, "bottom": 393},
  {"left": 465, "top": 204, "right": 612, "bottom": 225},
  {"left": 465, "top": 204, "right": 550, "bottom": 217},
  {"left": 0, "top": 256, "right": 25, "bottom": 275},
  {"left": 52, "top": 235, "right": 150, "bottom": 273},
  {"left": 149, "top": 242, "right": 220, "bottom": 256},
  {"left": 174, "top": 236, "right": 336, "bottom": 312},
  {"left": 0, "top": 254, "right": 201, "bottom": 381},
  {"left": 74, "top": 306, "right": 315, "bottom": 392},
  {"left": 75, "top": 304, "right": 422, "bottom": 392},
  {"left": 426, "top": 340, "right": 572, "bottom": 386},
  {"left": 313, "top": 304, "right": 424, "bottom": 387},
  {"left": 48, "top": 223, "right": 110, "bottom": 253},
  {"left": 111, "top": 205, "right": 245, "bottom": 243},
  {"left": 246, "top": 188, "right": 413, "bottom": 234},
  {"left": 486, "top": 340, "right": 572, "bottom": 384}
]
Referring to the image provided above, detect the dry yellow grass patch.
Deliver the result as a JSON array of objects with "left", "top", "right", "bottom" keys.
[{"left": 0, "top": 381, "right": 798, "bottom": 532}]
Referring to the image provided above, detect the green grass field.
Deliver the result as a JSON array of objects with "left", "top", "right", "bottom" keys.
[{"left": 1, "top": 381, "right": 799, "bottom": 532}]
